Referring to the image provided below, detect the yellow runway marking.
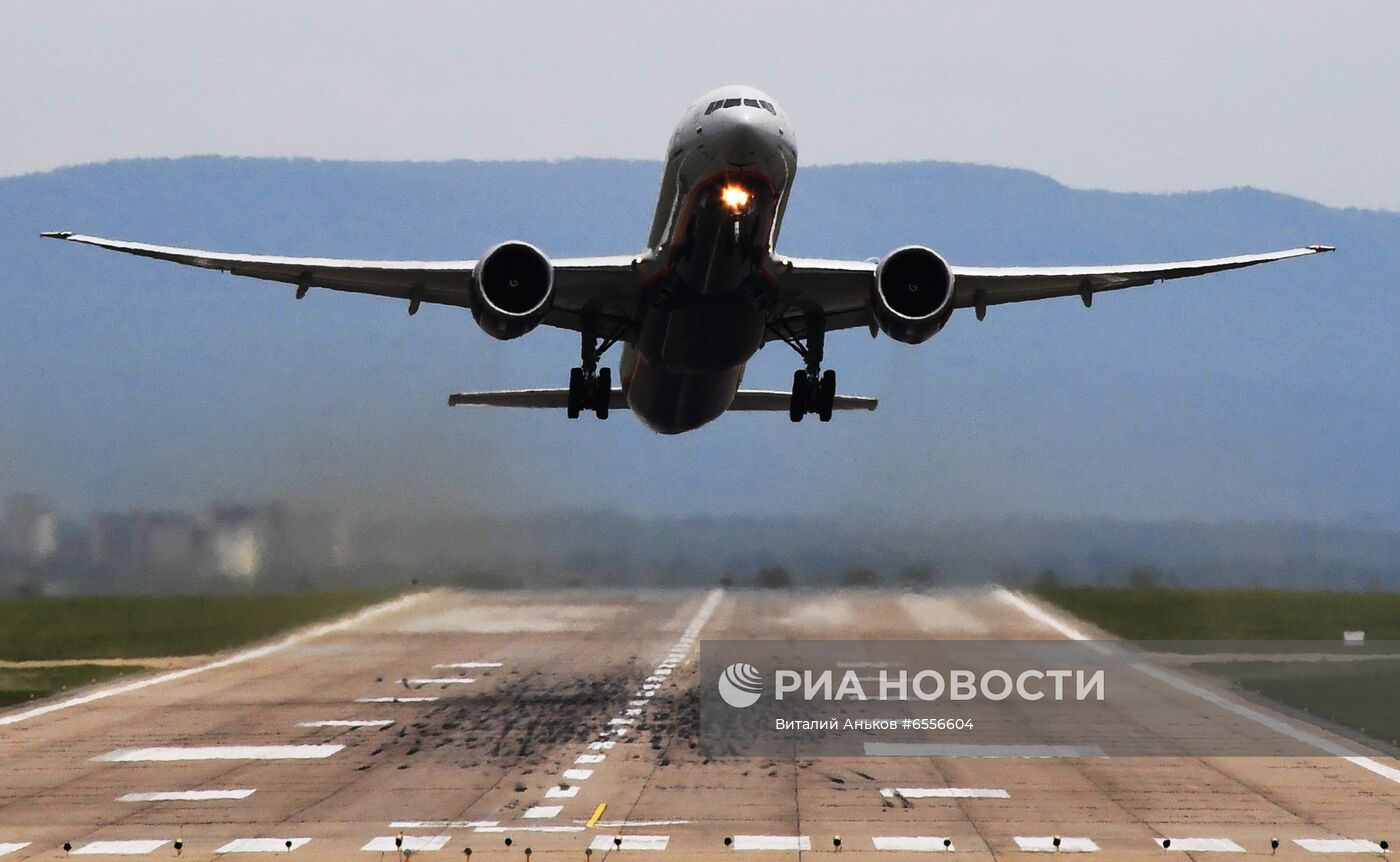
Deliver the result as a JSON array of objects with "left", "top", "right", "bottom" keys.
[{"left": 586, "top": 803, "right": 607, "bottom": 828}]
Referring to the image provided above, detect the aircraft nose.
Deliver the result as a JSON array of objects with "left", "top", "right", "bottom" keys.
[{"left": 713, "top": 114, "right": 772, "bottom": 166}]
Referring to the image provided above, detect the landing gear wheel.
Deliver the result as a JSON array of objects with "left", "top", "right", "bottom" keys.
[
  {"left": 594, "top": 367, "right": 611, "bottom": 420},
  {"left": 818, "top": 369, "right": 836, "bottom": 422},
  {"left": 567, "top": 367, "right": 584, "bottom": 420},
  {"left": 789, "top": 370, "right": 807, "bottom": 422}
]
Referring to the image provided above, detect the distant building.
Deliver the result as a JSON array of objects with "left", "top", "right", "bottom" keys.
[
  {"left": 207, "top": 503, "right": 285, "bottom": 581},
  {"left": 3, "top": 494, "right": 58, "bottom": 564}
]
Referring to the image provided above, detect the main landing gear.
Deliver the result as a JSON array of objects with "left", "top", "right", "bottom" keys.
[
  {"left": 567, "top": 321, "right": 621, "bottom": 420},
  {"left": 769, "top": 315, "right": 836, "bottom": 422}
]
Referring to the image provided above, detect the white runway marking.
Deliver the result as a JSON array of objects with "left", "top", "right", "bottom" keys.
[
  {"left": 405, "top": 677, "right": 474, "bottom": 686},
  {"left": 389, "top": 821, "right": 496, "bottom": 829},
  {"left": 362, "top": 835, "right": 448, "bottom": 852},
  {"left": 732, "top": 835, "right": 810, "bottom": 851},
  {"left": 523, "top": 805, "right": 563, "bottom": 819},
  {"left": 73, "top": 840, "right": 170, "bottom": 855},
  {"left": 872, "top": 836, "right": 951, "bottom": 852},
  {"left": 1295, "top": 839, "right": 1388, "bottom": 853},
  {"left": 865, "top": 742, "right": 1105, "bottom": 757},
  {"left": 562, "top": 768, "right": 593, "bottom": 780},
  {"left": 583, "top": 820, "right": 691, "bottom": 828},
  {"left": 1161, "top": 838, "right": 1244, "bottom": 852},
  {"left": 0, "top": 844, "right": 29, "bottom": 857},
  {"left": 575, "top": 753, "right": 606, "bottom": 764},
  {"left": 545, "top": 785, "right": 580, "bottom": 798},
  {"left": 474, "top": 826, "right": 583, "bottom": 833},
  {"left": 625, "top": 707, "right": 643, "bottom": 716},
  {"left": 0, "top": 592, "right": 428, "bottom": 727},
  {"left": 881, "top": 787, "right": 1009, "bottom": 799},
  {"left": 608, "top": 717, "right": 635, "bottom": 725},
  {"left": 356, "top": 696, "right": 438, "bottom": 703},
  {"left": 587, "top": 740, "right": 616, "bottom": 750},
  {"left": 433, "top": 661, "right": 502, "bottom": 668},
  {"left": 1015, "top": 836, "right": 1100, "bottom": 853},
  {"left": 216, "top": 838, "right": 311, "bottom": 853},
  {"left": 118, "top": 789, "right": 255, "bottom": 801},
  {"left": 994, "top": 588, "right": 1400, "bottom": 787},
  {"left": 589, "top": 835, "right": 669, "bottom": 851},
  {"left": 296, "top": 719, "right": 394, "bottom": 728},
  {"left": 96, "top": 745, "right": 343, "bottom": 762}
]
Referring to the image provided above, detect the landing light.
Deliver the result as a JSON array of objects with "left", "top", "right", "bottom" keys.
[{"left": 720, "top": 183, "right": 752, "bottom": 213}]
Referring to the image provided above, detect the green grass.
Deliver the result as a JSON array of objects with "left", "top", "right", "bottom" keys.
[
  {"left": 0, "top": 591, "right": 395, "bottom": 661},
  {"left": 1199, "top": 658, "right": 1400, "bottom": 747},
  {"left": 0, "top": 664, "right": 150, "bottom": 708},
  {"left": 1033, "top": 585, "right": 1400, "bottom": 640}
]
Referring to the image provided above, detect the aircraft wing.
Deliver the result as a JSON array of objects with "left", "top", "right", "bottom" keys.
[
  {"left": 448, "top": 388, "right": 877, "bottom": 412},
  {"left": 769, "top": 245, "right": 1334, "bottom": 338},
  {"left": 39, "top": 232, "right": 640, "bottom": 333}
]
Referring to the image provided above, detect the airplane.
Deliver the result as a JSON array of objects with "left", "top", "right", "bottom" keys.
[{"left": 43, "top": 84, "right": 1333, "bottom": 435}]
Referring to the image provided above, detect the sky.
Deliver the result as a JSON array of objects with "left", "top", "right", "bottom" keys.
[{"left": 2, "top": 0, "right": 1397, "bottom": 212}]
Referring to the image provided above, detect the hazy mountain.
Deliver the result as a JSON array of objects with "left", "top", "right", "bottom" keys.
[{"left": 2, "top": 157, "right": 1397, "bottom": 532}]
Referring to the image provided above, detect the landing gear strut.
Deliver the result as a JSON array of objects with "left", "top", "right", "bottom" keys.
[
  {"left": 567, "top": 319, "right": 620, "bottom": 420},
  {"left": 770, "top": 314, "right": 836, "bottom": 422}
]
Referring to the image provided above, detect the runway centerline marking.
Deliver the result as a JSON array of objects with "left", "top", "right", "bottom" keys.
[
  {"left": 1160, "top": 837, "right": 1244, "bottom": 852},
  {"left": 118, "top": 789, "right": 255, "bottom": 801},
  {"left": 405, "top": 677, "right": 474, "bottom": 685},
  {"left": 562, "top": 768, "right": 593, "bottom": 781},
  {"left": 872, "top": 836, "right": 951, "bottom": 852},
  {"left": 73, "top": 840, "right": 170, "bottom": 855},
  {"left": 0, "top": 592, "right": 429, "bottom": 727},
  {"left": 356, "top": 696, "right": 438, "bottom": 703},
  {"left": 96, "top": 744, "right": 343, "bottom": 762},
  {"left": 545, "top": 785, "right": 580, "bottom": 798},
  {"left": 881, "top": 787, "right": 1009, "bottom": 799},
  {"left": 296, "top": 719, "right": 394, "bottom": 728},
  {"left": 0, "top": 844, "right": 29, "bottom": 857},
  {"left": 1015, "top": 836, "right": 1099, "bottom": 853},
  {"left": 1295, "top": 839, "right": 1388, "bottom": 853},
  {"left": 216, "top": 838, "right": 311, "bottom": 853},
  {"left": 433, "top": 661, "right": 502, "bottom": 668},
  {"left": 362, "top": 836, "right": 448, "bottom": 853},
  {"left": 732, "top": 835, "right": 810, "bottom": 851},
  {"left": 576, "top": 753, "right": 606, "bottom": 764},
  {"left": 389, "top": 821, "right": 495, "bottom": 829},
  {"left": 589, "top": 835, "right": 669, "bottom": 851},
  {"left": 994, "top": 588, "right": 1400, "bottom": 786}
]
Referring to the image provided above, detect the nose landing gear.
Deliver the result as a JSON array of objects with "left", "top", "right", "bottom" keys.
[{"left": 770, "top": 314, "right": 836, "bottom": 422}]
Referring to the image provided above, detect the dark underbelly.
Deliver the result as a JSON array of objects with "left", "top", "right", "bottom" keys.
[{"left": 626, "top": 355, "right": 744, "bottom": 435}]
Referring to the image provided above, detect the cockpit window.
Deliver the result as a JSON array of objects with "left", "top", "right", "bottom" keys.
[
  {"left": 722, "top": 98, "right": 741, "bottom": 108},
  {"left": 743, "top": 98, "right": 761, "bottom": 108},
  {"left": 758, "top": 100, "right": 777, "bottom": 115},
  {"left": 705, "top": 100, "right": 722, "bottom": 115}
]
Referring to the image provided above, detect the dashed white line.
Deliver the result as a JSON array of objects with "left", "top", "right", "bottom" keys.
[
  {"left": 473, "top": 826, "right": 583, "bottom": 833},
  {"left": 1161, "top": 838, "right": 1244, "bottom": 853},
  {"left": 872, "top": 836, "right": 951, "bottom": 852},
  {"left": 575, "top": 754, "right": 606, "bottom": 764},
  {"left": 356, "top": 696, "right": 439, "bottom": 703},
  {"left": 389, "top": 821, "right": 495, "bottom": 829},
  {"left": 1294, "top": 839, "right": 1388, "bottom": 853},
  {"left": 96, "top": 745, "right": 343, "bottom": 762},
  {"left": 523, "top": 805, "right": 563, "bottom": 819},
  {"left": 433, "top": 661, "right": 502, "bottom": 669},
  {"left": 545, "top": 785, "right": 580, "bottom": 798},
  {"left": 73, "top": 840, "right": 170, "bottom": 855},
  {"left": 296, "top": 719, "right": 394, "bottom": 728},
  {"left": 405, "top": 677, "right": 474, "bottom": 686},
  {"left": 1015, "top": 836, "right": 1099, "bottom": 853},
  {"left": 0, "top": 592, "right": 428, "bottom": 726},
  {"left": 731, "top": 835, "right": 810, "bottom": 851},
  {"left": 362, "top": 836, "right": 448, "bottom": 853},
  {"left": 0, "top": 844, "right": 29, "bottom": 857},
  {"left": 562, "top": 769, "right": 593, "bottom": 781},
  {"left": 216, "top": 838, "right": 311, "bottom": 853},
  {"left": 589, "top": 835, "right": 669, "bottom": 851},
  {"left": 880, "top": 787, "right": 1009, "bottom": 799},
  {"left": 587, "top": 740, "right": 615, "bottom": 751},
  {"left": 118, "top": 789, "right": 255, "bottom": 802}
]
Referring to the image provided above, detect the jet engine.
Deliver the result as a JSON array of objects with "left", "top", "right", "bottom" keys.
[
  {"left": 871, "top": 245, "right": 956, "bottom": 344},
  {"left": 470, "top": 241, "right": 554, "bottom": 340}
]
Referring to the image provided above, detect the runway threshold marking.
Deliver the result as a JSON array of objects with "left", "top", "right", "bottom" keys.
[
  {"left": 474, "top": 826, "right": 583, "bottom": 833},
  {"left": 389, "top": 821, "right": 496, "bottom": 829},
  {"left": 0, "top": 592, "right": 429, "bottom": 727},
  {"left": 562, "top": 768, "right": 593, "bottom": 781},
  {"left": 72, "top": 840, "right": 170, "bottom": 855},
  {"left": 433, "top": 661, "right": 503, "bottom": 668},
  {"left": 118, "top": 789, "right": 255, "bottom": 801},
  {"left": 1159, "top": 837, "right": 1244, "bottom": 852},
  {"left": 993, "top": 588, "right": 1400, "bottom": 786},
  {"left": 1294, "top": 839, "right": 1388, "bottom": 853},
  {"left": 296, "top": 719, "right": 395, "bottom": 728},
  {"left": 731, "top": 835, "right": 811, "bottom": 851},
  {"left": 585, "top": 803, "right": 606, "bottom": 828},
  {"left": 523, "top": 805, "right": 564, "bottom": 819},
  {"left": 216, "top": 838, "right": 311, "bottom": 853},
  {"left": 1015, "top": 836, "right": 1099, "bottom": 852},
  {"left": 0, "top": 844, "right": 29, "bottom": 857},
  {"left": 356, "top": 696, "right": 439, "bottom": 703},
  {"left": 405, "top": 677, "right": 475, "bottom": 686},
  {"left": 871, "top": 836, "right": 951, "bottom": 851},
  {"left": 545, "top": 785, "right": 580, "bottom": 798},
  {"left": 96, "top": 744, "right": 343, "bottom": 762},
  {"left": 589, "top": 835, "right": 669, "bottom": 851},
  {"left": 362, "top": 835, "right": 448, "bottom": 852}
]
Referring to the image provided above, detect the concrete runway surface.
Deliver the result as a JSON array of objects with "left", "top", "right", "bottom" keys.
[{"left": 0, "top": 588, "right": 1396, "bottom": 860}]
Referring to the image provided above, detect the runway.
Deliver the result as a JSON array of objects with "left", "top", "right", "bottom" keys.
[{"left": 0, "top": 588, "right": 1395, "bottom": 860}]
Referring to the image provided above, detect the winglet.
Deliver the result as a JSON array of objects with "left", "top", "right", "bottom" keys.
[
  {"left": 40, "top": 231, "right": 74, "bottom": 240},
  {"left": 1308, "top": 244, "right": 1336, "bottom": 253}
]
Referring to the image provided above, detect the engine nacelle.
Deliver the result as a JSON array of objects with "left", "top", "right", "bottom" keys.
[
  {"left": 470, "top": 241, "right": 554, "bottom": 340},
  {"left": 871, "top": 245, "right": 956, "bottom": 344}
]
